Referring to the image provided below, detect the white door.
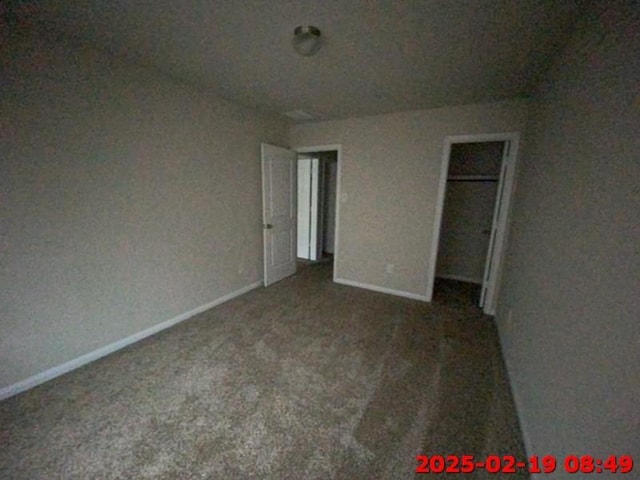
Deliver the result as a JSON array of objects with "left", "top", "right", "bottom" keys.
[
  {"left": 297, "top": 157, "right": 312, "bottom": 259},
  {"left": 262, "top": 143, "right": 297, "bottom": 286},
  {"left": 297, "top": 157, "right": 321, "bottom": 260},
  {"left": 480, "top": 141, "right": 512, "bottom": 310}
]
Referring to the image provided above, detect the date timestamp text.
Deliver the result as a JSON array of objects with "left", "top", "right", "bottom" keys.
[{"left": 416, "top": 454, "right": 634, "bottom": 474}]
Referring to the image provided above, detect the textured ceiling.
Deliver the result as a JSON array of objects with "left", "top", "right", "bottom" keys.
[{"left": 29, "top": 0, "right": 585, "bottom": 121}]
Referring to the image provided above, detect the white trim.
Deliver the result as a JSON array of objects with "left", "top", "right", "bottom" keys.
[
  {"left": 426, "top": 132, "right": 520, "bottom": 317},
  {"left": 294, "top": 144, "right": 342, "bottom": 282},
  {"left": 497, "top": 328, "right": 536, "bottom": 479},
  {"left": 335, "top": 277, "right": 429, "bottom": 302},
  {"left": 436, "top": 274, "right": 482, "bottom": 284},
  {"left": 0, "top": 281, "right": 262, "bottom": 401},
  {"left": 334, "top": 149, "right": 342, "bottom": 282}
]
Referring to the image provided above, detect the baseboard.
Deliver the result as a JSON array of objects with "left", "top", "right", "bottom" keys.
[
  {"left": 496, "top": 329, "right": 537, "bottom": 479},
  {"left": 0, "top": 280, "right": 262, "bottom": 401},
  {"left": 334, "top": 277, "right": 429, "bottom": 302},
  {"left": 436, "top": 274, "right": 482, "bottom": 284}
]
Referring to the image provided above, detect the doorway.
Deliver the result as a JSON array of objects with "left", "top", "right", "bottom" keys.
[
  {"left": 427, "top": 133, "right": 519, "bottom": 315},
  {"left": 296, "top": 150, "right": 338, "bottom": 261},
  {"left": 295, "top": 146, "right": 341, "bottom": 278}
]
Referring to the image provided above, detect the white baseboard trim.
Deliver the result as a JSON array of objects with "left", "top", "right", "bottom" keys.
[
  {"left": 497, "top": 330, "right": 537, "bottom": 479},
  {"left": 334, "top": 277, "right": 429, "bottom": 302},
  {"left": 0, "top": 280, "right": 262, "bottom": 401},
  {"left": 436, "top": 274, "right": 482, "bottom": 284}
]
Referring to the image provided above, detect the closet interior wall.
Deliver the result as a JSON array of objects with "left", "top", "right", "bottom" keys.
[{"left": 436, "top": 142, "right": 504, "bottom": 284}]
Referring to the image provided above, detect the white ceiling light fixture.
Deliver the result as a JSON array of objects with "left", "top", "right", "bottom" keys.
[{"left": 292, "top": 25, "right": 322, "bottom": 56}]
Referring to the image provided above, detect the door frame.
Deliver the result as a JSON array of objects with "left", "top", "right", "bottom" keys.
[
  {"left": 426, "top": 132, "right": 520, "bottom": 315},
  {"left": 294, "top": 144, "right": 342, "bottom": 282}
]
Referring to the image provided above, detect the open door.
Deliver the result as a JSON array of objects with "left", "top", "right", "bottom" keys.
[
  {"left": 262, "top": 143, "right": 297, "bottom": 286},
  {"left": 297, "top": 156, "right": 322, "bottom": 260},
  {"left": 479, "top": 140, "right": 515, "bottom": 313}
]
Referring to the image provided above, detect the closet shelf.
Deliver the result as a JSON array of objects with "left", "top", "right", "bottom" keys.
[{"left": 447, "top": 175, "right": 499, "bottom": 182}]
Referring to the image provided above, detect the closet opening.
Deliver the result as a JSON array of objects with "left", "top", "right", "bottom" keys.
[
  {"left": 296, "top": 150, "right": 338, "bottom": 271},
  {"left": 427, "top": 134, "right": 520, "bottom": 315}
]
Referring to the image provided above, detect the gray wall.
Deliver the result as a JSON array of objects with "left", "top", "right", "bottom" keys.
[
  {"left": 0, "top": 28, "right": 288, "bottom": 389},
  {"left": 496, "top": 1, "right": 640, "bottom": 472},
  {"left": 290, "top": 100, "right": 528, "bottom": 298}
]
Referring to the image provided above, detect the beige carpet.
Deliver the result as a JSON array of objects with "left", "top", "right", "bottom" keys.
[{"left": 0, "top": 263, "right": 528, "bottom": 479}]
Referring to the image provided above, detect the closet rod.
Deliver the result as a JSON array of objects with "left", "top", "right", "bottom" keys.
[{"left": 447, "top": 175, "right": 499, "bottom": 182}]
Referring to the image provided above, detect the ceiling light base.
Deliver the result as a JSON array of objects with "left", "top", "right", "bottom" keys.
[{"left": 293, "top": 25, "right": 322, "bottom": 56}]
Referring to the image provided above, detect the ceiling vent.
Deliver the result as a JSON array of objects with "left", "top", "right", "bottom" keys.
[{"left": 283, "top": 110, "right": 315, "bottom": 121}]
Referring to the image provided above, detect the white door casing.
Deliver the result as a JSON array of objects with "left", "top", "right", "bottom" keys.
[{"left": 262, "top": 143, "right": 297, "bottom": 286}]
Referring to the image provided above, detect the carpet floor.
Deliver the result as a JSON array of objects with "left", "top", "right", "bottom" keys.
[{"left": 0, "top": 263, "right": 529, "bottom": 479}]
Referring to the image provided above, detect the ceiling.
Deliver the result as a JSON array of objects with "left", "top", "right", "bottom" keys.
[{"left": 25, "top": 0, "right": 585, "bottom": 122}]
